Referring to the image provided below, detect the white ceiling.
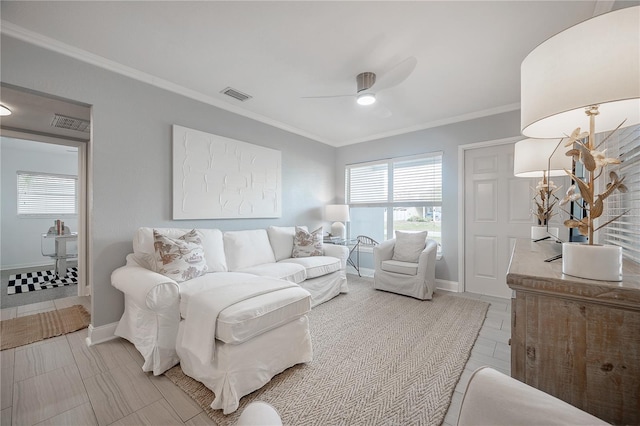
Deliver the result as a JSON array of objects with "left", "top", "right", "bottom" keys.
[{"left": 0, "top": 1, "right": 613, "bottom": 147}]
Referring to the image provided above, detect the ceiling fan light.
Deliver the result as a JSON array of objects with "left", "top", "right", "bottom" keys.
[
  {"left": 0, "top": 104, "right": 12, "bottom": 116},
  {"left": 357, "top": 93, "right": 376, "bottom": 106}
]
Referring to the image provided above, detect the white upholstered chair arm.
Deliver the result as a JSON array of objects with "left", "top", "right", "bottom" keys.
[
  {"left": 111, "top": 255, "right": 180, "bottom": 311},
  {"left": 458, "top": 367, "right": 609, "bottom": 425},
  {"left": 373, "top": 238, "right": 396, "bottom": 267}
]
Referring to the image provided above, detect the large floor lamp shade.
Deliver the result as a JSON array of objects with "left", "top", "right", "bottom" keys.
[
  {"left": 521, "top": 6, "right": 640, "bottom": 138},
  {"left": 325, "top": 204, "right": 350, "bottom": 239}
]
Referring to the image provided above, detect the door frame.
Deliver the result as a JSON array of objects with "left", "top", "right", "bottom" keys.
[
  {"left": 457, "top": 135, "right": 522, "bottom": 293},
  {"left": 1, "top": 128, "right": 91, "bottom": 297}
]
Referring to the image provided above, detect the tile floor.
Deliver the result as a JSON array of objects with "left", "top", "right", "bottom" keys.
[{"left": 0, "top": 282, "right": 511, "bottom": 426}]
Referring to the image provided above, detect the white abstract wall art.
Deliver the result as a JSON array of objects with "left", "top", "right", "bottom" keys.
[{"left": 172, "top": 125, "right": 281, "bottom": 219}]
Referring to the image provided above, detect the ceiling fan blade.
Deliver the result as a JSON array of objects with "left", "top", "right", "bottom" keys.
[
  {"left": 373, "top": 56, "right": 417, "bottom": 92},
  {"left": 301, "top": 94, "right": 354, "bottom": 99},
  {"left": 370, "top": 102, "right": 392, "bottom": 119}
]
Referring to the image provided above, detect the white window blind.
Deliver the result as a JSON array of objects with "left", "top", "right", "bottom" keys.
[
  {"left": 17, "top": 171, "right": 78, "bottom": 215},
  {"left": 347, "top": 162, "right": 388, "bottom": 204},
  {"left": 393, "top": 156, "right": 442, "bottom": 203},
  {"left": 599, "top": 124, "right": 640, "bottom": 264},
  {"left": 347, "top": 153, "right": 443, "bottom": 205}
]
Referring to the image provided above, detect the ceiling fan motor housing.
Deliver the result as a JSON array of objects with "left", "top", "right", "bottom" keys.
[{"left": 357, "top": 72, "right": 376, "bottom": 92}]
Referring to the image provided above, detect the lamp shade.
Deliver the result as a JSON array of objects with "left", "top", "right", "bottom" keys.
[
  {"left": 513, "top": 138, "right": 571, "bottom": 177},
  {"left": 521, "top": 6, "right": 640, "bottom": 138},
  {"left": 325, "top": 204, "right": 350, "bottom": 222}
]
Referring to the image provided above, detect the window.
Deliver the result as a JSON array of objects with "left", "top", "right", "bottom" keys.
[
  {"left": 599, "top": 124, "right": 640, "bottom": 263},
  {"left": 346, "top": 153, "right": 442, "bottom": 250},
  {"left": 17, "top": 171, "right": 78, "bottom": 216}
]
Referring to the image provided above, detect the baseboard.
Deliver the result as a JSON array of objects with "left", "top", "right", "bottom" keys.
[
  {"left": 436, "top": 279, "right": 460, "bottom": 293},
  {"left": 1, "top": 261, "right": 54, "bottom": 272},
  {"left": 86, "top": 322, "right": 119, "bottom": 347}
]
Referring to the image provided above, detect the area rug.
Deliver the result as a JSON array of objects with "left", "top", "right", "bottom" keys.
[
  {"left": 7, "top": 267, "right": 78, "bottom": 295},
  {"left": 0, "top": 304, "right": 90, "bottom": 350},
  {"left": 164, "top": 276, "right": 489, "bottom": 425}
]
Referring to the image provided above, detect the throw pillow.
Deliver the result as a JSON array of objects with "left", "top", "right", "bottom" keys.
[
  {"left": 153, "top": 229, "right": 208, "bottom": 282},
  {"left": 392, "top": 230, "right": 428, "bottom": 263},
  {"left": 292, "top": 226, "right": 323, "bottom": 258}
]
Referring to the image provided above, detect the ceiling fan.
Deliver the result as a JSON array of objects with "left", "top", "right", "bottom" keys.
[{"left": 303, "top": 56, "right": 418, "bottom": 115}]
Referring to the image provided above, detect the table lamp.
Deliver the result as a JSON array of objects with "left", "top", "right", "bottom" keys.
[{"left": 325, "top": 204, "right": 350, "bottom": 239}]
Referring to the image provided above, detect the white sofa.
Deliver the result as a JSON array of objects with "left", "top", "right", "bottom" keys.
[{"left": 111, "top": 226, "right": 349, "bottom": 375}]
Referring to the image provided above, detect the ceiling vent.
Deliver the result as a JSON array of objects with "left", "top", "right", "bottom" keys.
[
  {"left": 220, "top": 87, "right": 252, "bottom": 102},
  {"left": 51, "top": 114, "right": 90, "bottom": 133}
]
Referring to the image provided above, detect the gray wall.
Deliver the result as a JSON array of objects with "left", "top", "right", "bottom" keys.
[
  {"left": 1, "top": 137, "right": 79, "bottom": 269},
  {"left": 336, "top": 111, "right": 522, "bottom": 283},
  {"left": 1, "top": 35, "right": 336, "bottom": 327}
]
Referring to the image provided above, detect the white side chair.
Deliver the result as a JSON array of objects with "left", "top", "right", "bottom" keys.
[
  {"left": 236, "top": 401, "right": 282, "bottom": 426},
  {"left": 458, "top": 367, "right": 609, "bottom": 425},
  {"left": 373, "top": 236, "right": 437, "bottom": 300}
]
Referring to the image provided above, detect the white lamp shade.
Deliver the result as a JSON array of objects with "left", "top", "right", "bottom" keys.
[
  {"left": 325, "top": 204, "right": 350, "bottom": 222},
  {"left": 513, "top": 138, "right": 571, "bottom": 177},
  {"left": 521, "top": 6, "right": 640, "bottom": 138}
]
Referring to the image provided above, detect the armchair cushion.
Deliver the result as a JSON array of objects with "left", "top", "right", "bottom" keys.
[
  {"left": 280, "top": 256, "right": 341, "bottom": 279},
  {"left": 380, "top": 259, "right": 418, "bottom": 276},
  {"left": 392, "top": 231, "right": 427, "bottom": 262}
]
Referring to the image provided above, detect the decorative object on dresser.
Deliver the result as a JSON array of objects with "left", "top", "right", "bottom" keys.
[
  {"left": 520, "top": 6, "right": 639, "bottom": 282},
  {"left": 513, "top": 138, "right": 569, "bottom": 240},
  {"left": 507, "top": 239, "right": 640, "bottom": 425},
  {"left": 325, "top": 204, "right": 350, "bottom": 239}
]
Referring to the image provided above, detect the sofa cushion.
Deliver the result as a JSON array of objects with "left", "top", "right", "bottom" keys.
[
  {"left": 267, "top": 226, "right": 308, "bottom": 261},
  {"left": 224, "top": 229, "right": 276, "bottom": 271},
  {"left": 153, "top": 229, "right": 208, "bottom": 282},
  {"left": 381, "top": 259, "right": 419, "bottom": 276},
  {"left": 133, "top": 227, "right": 227, "bottom": 272},
  {"left": 392, "top": 230, "right": 427, "bottom": 263},
  {"left": 238, "top": 263, "right": 307, "bottom": 284},
  {"left": 280, "top": 256, "right": 341, "bottom": 279},
  {"left": 179, "top": 274, "right": 311, "bottom": 344},
  {"left": 292, "top": 226, "right": 323, "bottom": 258}
]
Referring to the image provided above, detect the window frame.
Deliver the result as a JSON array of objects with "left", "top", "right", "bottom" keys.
[
  {"left": 17, "top": 170, "right": 79, "bottom": 218},
  {"left": 345, "top": 152, "right": 443, "bottom": 250}
]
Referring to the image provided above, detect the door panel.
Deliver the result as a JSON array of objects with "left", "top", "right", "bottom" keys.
[{"left": 465, "top": 143, "right": 534, "bottom": 298}]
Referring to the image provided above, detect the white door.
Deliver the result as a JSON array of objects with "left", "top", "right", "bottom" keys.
[{"left": 464, "top": 143, "right": 534, "bottom": 298}]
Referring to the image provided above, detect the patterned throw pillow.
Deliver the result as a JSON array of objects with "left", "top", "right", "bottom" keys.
[
  {"left": 292, "top": 226, "right": 323, "bottom": 258},
  {"left": 153, "top": 229, "right": 208, "bottom": 282}
]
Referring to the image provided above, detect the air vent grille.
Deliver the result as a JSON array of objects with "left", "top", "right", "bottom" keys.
[
  {"left": 220, "top": 87, "right": 252, "bottom": 102},
  {"left": 51, "top": 114, "right": 90, "bottom": 133}
]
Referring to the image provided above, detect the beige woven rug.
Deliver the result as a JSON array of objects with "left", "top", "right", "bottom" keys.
[
  {"left": 0, "top": 304, "right": 90, "bottom": 350},
  {"left": 165, "top": 276, "right": 489, "bottom": 425}
]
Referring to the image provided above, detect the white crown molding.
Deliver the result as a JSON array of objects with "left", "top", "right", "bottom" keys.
[
  {"left": 2, "top": 21, "right": 521, "bottom": 149},
  {"left": 336, "top": 102, "right": 522, "bottom": 147},
  {"left": 0, "top": 21, "right": 332, "bottom": 145}
]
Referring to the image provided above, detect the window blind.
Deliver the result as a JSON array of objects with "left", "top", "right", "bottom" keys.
[
  {"left": 393, "top": 155, "right": 442, "bottom": 203},
  {"left": 346, "top": 162, "right": 388, "bottom": 204},
  {"left": 599, "top": 124, "right": 640, "bottom": 264},
  {"left": 347, "top": 153, "right": 443, "bottom": 205},
  {"left": 17, "top": 172, "right": 78, "bottom": 215}
]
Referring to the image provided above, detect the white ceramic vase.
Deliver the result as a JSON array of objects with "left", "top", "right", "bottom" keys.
[
  {"left": 531, "top": 226, "right": 559, "bottom": 240},
  {"left": 562, "top": 243, "right": 623, "bottom": 282}
]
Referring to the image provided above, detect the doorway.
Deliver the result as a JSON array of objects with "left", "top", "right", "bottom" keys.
[{"left": 0, "top": 84, "right": 90, "bottom": 309}]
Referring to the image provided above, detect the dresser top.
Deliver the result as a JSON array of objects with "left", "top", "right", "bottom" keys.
[{"left": 507, "top": 239, "right": 640, "bottom": 308}]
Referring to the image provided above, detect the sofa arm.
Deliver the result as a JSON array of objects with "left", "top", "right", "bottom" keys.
[
  {"left": 323, "top": 244, "right": 349, "bottom": 269},
  {"left": 373, "top": 238, "right": 395, "bottom": 268},
  {"left": 458, "top": 367, "right": 609, "bottom": 425},
  {"left": 111, "top": 254, "right": 180, "bottom": 311}
]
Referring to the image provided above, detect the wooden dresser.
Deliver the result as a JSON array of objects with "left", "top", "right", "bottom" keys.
[{"left": 506, "top": 239, "right": 640, "bottom": 425}]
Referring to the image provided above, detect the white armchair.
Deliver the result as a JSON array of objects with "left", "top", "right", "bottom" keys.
[{"left": 373, "top": 237, "right": 438, "bottom": 300}]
